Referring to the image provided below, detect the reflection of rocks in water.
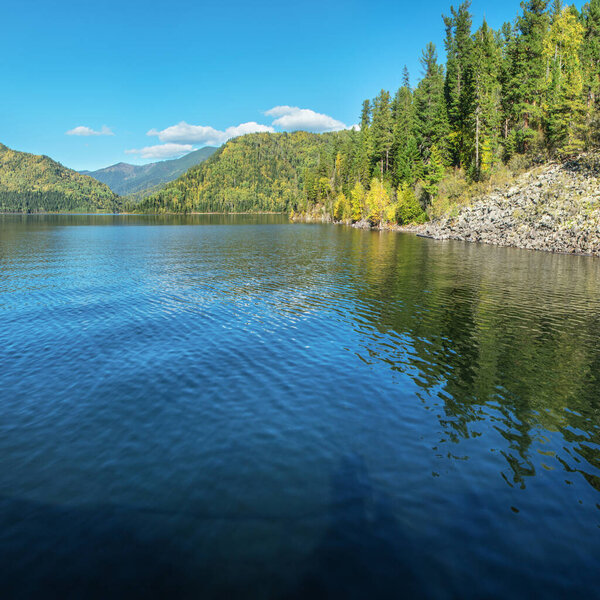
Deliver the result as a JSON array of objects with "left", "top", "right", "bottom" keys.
[{"left": 287, "top": 454, "right": 419, "bottom": 599}]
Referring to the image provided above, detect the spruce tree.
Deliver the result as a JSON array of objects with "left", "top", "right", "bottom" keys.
[
  {"left": 470, "top": 20, "right": 502, "bottom": 177},
  {"left": 443, "top": 1, "right": 474, "bottom": 167},
  {"left": 543, "top": 7, "right": 586, "bottom": 155},
  {"left": 581, "top": 0, "right": 600, "bottom": 145},
  {"left": 414, "top": 43, "right": 450, "bottom": 162},
  {"left": 511, "top": 0, "right": 550, "bottom": 151},
  {"left": 371, "top": 90, "right": 394, "bottom": 176}
]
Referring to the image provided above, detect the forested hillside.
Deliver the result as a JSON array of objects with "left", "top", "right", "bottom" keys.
[
  {"left": 134, "top": 132, "right": 344, "bottom": 213},
  {"left": 82, "top": 147, "right": 217, "bottom": 197},
  {"left": 137, "top": 0, "right": 600, "bottom": 224},
  {"left": 0, "top": 144, "right": 120, "bottom": 213}
]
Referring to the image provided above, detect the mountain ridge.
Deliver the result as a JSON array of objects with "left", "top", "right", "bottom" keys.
[
  {"left": 0, "top": 143, "right": 120, "bottom": 213},
  {"left": 82, "top": 147, "right": 217, "bottom": 197}
]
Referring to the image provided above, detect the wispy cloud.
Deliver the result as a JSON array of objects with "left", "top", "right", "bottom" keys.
[
  {"left": 264, "top": 106, "right": 347, "bottom": 132},
  {"left": 66, "top": 125, "right": 114, "bottom": 136},
  {"left": 125, "top": 143, "right": 193, "bottom": 159},
  {"left": 147, "top": 121, "right": 275, "bottom": 146}
]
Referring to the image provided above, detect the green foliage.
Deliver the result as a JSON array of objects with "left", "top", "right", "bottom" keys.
[
  {"left": 134, "top": 0, "right": 600, "bottom": 219},
  {"left": 333, "top": 193, "right": 351, "bottom": 221},
  {"left": 0, "top": 144, "right": 120, "bottom": 213},
  {"left": 543, "top": 7, "right": 586, "bottom": 155},
  {"left": 396, "top": 183, "right": 427, "bottom": 224},
  {"left": 134, "top": 132, "right": 341, "bottom": 214},
  {"left": 424, "top": 145, "right": 446, "bottom": 198}
]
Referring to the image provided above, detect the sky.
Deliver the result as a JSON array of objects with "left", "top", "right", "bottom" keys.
[{"left": 2, "top": 0, "right": 586, "bottom": 171}]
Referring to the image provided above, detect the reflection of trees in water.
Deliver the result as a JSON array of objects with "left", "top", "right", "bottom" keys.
[{"left": 347, "top": 231, "right": 600, "bottom": 491}]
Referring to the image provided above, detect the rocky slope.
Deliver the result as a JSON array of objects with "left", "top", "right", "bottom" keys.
[{"left": 422, "top": 154, "right": 600, "bottom": 256}]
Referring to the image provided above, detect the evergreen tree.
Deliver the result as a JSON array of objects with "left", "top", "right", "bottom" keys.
[
  {"left": 371, "top": 90, "right": 394, "bottom": 176},
  {"left": 543, "top": 7, "right": 586, "bottom": 155},
  {"left": 581, "top": 0, "right": 600, "bottom": 145},
  {"left": 392, "top": 72, "right": 416, "bottom": 184},
  {"left": 511, "top": 0, "right": 550, "bottom": 150},
  {"left": 470, "top": 20, "right": 502, "bottom": 177},
  {"left": 443, "top": 1, "right": 474, "bottom": 167},
  {"left": 358, "top": 100, "right": 373, "bottom": 184},
  {"left": 396, "top": 183, "right": 426, "bottom": 224},
  {"left": 424, "top": 145, "right": 446, "bottom": 199},
  {"left": 396, "top": 136, "right": 424, "bottom": 185},
  {"left": 414, "top": 43, "right": 450, "bottom": 161}
]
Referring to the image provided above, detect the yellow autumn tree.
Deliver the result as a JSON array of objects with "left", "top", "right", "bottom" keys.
[
  {"left": 366, "top": 178, "right": 392, "bottom": 226},
  {"left": 350, "top": 181, "right": 366, "bottom": 221}
]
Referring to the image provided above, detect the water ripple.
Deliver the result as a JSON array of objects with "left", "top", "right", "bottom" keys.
[{"left": 0, "top": 215, "right": 599, "bottom": 597}]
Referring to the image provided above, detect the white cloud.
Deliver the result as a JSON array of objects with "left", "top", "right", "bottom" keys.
[
  {"left": 125, "top": 143, "right": 193, "bottom": 159},
  {"left": 264, "top": 106, "right": 347, "bottom": 133},
  {"left": 66, "top": 125, "right": 114, "bottom": 136},
  {"left": 139, "top": 108, "right": 349, "bottom": 158},
  {"left": 147, "top": 121, "right": 275, "bottom": 146}
]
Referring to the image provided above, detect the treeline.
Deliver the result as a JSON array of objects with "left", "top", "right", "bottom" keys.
[
  {"left": 0, "top": 191, "right": 119, "bottom": 213},
  {"left": 133, "top": 132, "right": 338, "bottom": 213},
  {"left": 0, "top": 143, "right": 120, "bottom": 213},
  {"left": 299, "top": 0, "right": 600, "bottom": 224}
]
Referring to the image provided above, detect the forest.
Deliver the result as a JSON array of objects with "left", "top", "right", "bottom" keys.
[
  {"left": 135, "top": 0, "right": 600, "bottom": 224},
  {"left": 138, "top": 0, "right": 600, "bottom": 223},
  {"left": 0, "top": 144, "right": 120, "bottom": 213}
]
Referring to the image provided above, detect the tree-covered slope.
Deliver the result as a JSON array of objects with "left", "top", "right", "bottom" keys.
[
  {"left": 0, "top": 143, "right": 120, "bottom": 213},
  {"left": 134, "top": 131, "right": 347, "bottom": 213},
  {"left": 134, "top": 1, "right": 600, "bottom": 221},
  {"left": 82, "top": 146, "right": 217, "bottom": 197}
]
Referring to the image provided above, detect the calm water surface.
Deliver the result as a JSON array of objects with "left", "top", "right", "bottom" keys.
[{"left": 1, "top": 214, "right": 599, "bottom": 598}]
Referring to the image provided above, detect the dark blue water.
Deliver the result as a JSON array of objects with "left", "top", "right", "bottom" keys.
[{"left": 1, "top": 214, "right": 599, "bottom": 598}]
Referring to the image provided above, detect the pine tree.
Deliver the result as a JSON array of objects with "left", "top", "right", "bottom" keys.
[
  {"left": 424, "top": 145, "right": 446, "bottom": 199},
  {"left": 443, "top": 1, "right": 474, "bottom": 167},
  {"left": 470, "top": 20, "right": 502, "bottom": 177},
  {"left": 358, "top": 100, "right": 373, "bottom": 183},
  {"left": 543, "top": 7, "right": 586, "bottom": 155},
  {"left": 392, "top": 70, "right": 416, "bottom": 185},
  {"left": 396, "top": 183, "right": 426, "bottom": 224},
  {"left": 498, "top": 21, "right": 518, "bottom": 155},
  {"left": 371, "top": 90, "right": 394, "bottom": 176},
  {"left": 511, "top": 0, "right": 550, "bottom": 151},
  {"left": 581, "top": 0, "right": 600, "bottom": 145},
  {"left": 414, "top": 43, "right": 450, "bottom": 162},
  {"left": 396, "top": 136, "right": 424, "bottom": 185}
]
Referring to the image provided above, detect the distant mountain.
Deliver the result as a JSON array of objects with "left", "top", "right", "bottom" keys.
[
  {"left": 133, "top": 131, "right": 346, "bottom": 214},
  {"left": 0, "top": 143, "right": 120, "bottom": 213},
  {"left": 82, "top": 147, "right": 217, "bottom": 197}
]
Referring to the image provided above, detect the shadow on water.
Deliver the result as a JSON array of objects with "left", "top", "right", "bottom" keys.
[
  {"left": 0, "top": 495, "right": 194, "bottom": 598},
  {"left": 0, "top": 456, "right": 418, "bottom": 599},
  {"left": 286, "top": 454, "right": 418, "bottom": 600}
]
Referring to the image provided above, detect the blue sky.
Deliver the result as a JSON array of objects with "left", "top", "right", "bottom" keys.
[{"left": 2, "top": 0, "right": 586, "bottom": 171}]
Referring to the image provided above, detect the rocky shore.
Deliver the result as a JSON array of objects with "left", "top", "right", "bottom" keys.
[{"left": 420, "top": 153, "right": 600, "bottom": 256}]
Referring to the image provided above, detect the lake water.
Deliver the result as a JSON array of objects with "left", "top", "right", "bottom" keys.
[{"left": 1, "top": 214, "right": 599, "bottom": 598}]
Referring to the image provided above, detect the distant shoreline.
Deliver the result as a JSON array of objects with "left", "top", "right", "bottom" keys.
[{"left": 0, "top": 211, "right": 288, "bottom": 216}]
